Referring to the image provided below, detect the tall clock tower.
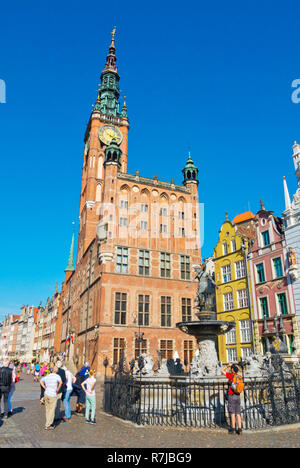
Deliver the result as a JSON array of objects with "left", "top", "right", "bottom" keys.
[
  {"left": 62, "top": 30, "right": 202, "bottom": 376},
  {"left": 77, "top": 29, "right": 129, "bottom": 261}
]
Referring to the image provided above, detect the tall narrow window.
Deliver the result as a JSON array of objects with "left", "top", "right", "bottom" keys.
[
  {"left": 183, "top": 340, "right": 194, "bottom": 364},
  {"left": 259, "top": 297, "right": 269, "bottom": 318},
  {"left": 222, "top": 265, "right": 232, "bottom": 283},
  {"left": 223, "top": 292, "right": 234, "bottom": 311},
  {"left": 180, "top": 255, "right": 190, "bottom": 280},
  {"left": 277, "top": 293, "right": 288, "bottom": 315},
  {"left": 160, "top": 253, "right": 171, "bottom": 278},
  {"left": 138, "top": 294, "right": 150, "bottom": 326},
  {"left": 226, "top": 326, "right": 236, "bottom": 345},
  {"left": 181, "top": 298, "right": 192, "bottom": 322},
  {"left": 256, "top": 263, "right": 265, "bottom": 283},
  {"left": 114, "top": 292, "right": 127, "bottom": 325},
  {"left": 240, "top": 319, "right": 252, "bottom": 343},
  {"left": 139, "top": 250, "right": 150, "bottom": 276},
  {"left": 235, "top": 260, "right": 246, "bottom": 279},
  {"left": 160, "top": 340, "right": 173, "bottom": 360},
  {"left": 161, "top": 296, "right": 172, "bottom": 327},
  {"left": 134, "top": 338, "right": 147, "bottom": 359},
  {"left": 261, "top": 230, "right": 270, "bottom": 247},
  {"left": 223, "top": 242, "right": 228, "bottom": 255},
  {"left": 113, "top": 338, "right": 126, "bottom": 365},
  {"left": 120, "top": 199, "right": 128, "bottom": 209},
  {"left": 116, "top": 247, "right": 128, "bottom": 273},
  {"left": 273, "top": 257, "right": 283, "bottom": 279},
  {"left": 237, "top": 289, "right": 249, "bottom": 308}
]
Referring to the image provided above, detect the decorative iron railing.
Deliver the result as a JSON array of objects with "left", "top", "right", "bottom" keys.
[{"left": 104, "top": 359, "right": 300, "bottom": 430}]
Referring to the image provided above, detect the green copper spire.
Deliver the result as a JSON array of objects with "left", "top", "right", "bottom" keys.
[
  {"left": 65, "top": 226, "right": 75, "bottom": 272},
  {"left": 121, "top": 96, "right": 128, "bottom": 118},
  {"left": 182, "top": 151, "right": 199, "bottom": 185},
  {"left": 96, "top": 28, "right": 121, "bottom": 117}
]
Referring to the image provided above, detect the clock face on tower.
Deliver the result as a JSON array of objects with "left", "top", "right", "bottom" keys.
[{"left": 98, "top": 125, "right": 123, "bottom": 146}]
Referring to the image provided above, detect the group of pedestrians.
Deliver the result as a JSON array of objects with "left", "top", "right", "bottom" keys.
[{"left": 39, "top": 360, "right": 97, "bottom": 430}]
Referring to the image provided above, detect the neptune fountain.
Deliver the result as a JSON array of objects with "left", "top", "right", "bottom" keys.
[{"left": 176, "top": 263, "right": 235, "bottom": 377}]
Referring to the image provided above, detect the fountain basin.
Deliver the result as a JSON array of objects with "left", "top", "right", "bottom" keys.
[{"left": 176, "top": 320, "right": 235, "bottom": 339}]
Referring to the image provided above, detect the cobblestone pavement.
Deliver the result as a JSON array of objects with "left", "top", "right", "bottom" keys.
[{"left": 1, "top": 374, "right": 300, "bottom": 448}]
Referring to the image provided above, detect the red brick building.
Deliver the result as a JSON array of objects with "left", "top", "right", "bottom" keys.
[{"left": 61, "top": 31, "right": 202, "bottom": 377}]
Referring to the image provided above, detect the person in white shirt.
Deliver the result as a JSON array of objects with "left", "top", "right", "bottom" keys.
[
  {"left": 81, "top": 369, "right": 97, "bottom": 424},
  {"left": 63, "top": 367, "right": 76, "bottom": 421},
  {"left": 40, "top": 366, "right": 62, "bottom": 430}
]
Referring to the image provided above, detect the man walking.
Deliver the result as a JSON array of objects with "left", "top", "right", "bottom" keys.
[
  {"left": 221, "top": 363, "right": 243, "bottom": 435},
  {"left": 40, "top": 366, "right": 62, "bottom": 430},
  {"left": 54, "top": 361, "right": 66, "bottom": 422},
  {"left": 0, "top": 359, "right": 13, "bottom": 420}
]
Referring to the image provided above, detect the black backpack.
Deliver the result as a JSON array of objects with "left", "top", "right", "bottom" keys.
[{"left": 0, "top": 367, "right": 12, "bottom": 387}]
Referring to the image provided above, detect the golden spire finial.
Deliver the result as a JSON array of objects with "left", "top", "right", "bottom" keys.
[{"left": 110, "top": 27, "right": 116, "bottom": 48}]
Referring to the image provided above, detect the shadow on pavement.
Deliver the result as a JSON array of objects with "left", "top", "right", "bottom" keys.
[{"left": 12, "top": 407, "right": 25, "bottom": 415}]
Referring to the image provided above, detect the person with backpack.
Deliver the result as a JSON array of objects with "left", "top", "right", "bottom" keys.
[
  {"left": 221, "top": 363, "right": 244, "bottom": 435},
  {"left": 0, "top": 359, "right": 13, "bottom": 420},
  {"left": 73, "top": 362, "right": 90, "bottom": 416}
]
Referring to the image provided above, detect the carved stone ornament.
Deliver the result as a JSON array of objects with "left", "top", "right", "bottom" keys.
[
  {"left": 289, "top": 265, "right": 299, "bottom": 281},
  {"left": 99, "top": 252, "right": 114, "bottom": 264}
]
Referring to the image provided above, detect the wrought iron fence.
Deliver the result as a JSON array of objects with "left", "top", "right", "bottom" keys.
[{"left": 104, "top": 358, "right": 300, "bottom": 430}]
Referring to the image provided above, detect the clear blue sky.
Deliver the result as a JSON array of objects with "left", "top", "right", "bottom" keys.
[{"left": 1, "top": 0, "right": 300, "bottom": 319}]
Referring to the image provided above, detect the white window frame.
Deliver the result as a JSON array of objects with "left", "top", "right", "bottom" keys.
[
  {"left": 223, "top": 292, "right": 234, "bottom": 311},
  {"left": 241, "top": 346, "right": 253, "bottom": 359},
  {"left": 256, "top": 262, "right": 266, "bottom": 284},
  {"left": 261, "top": 229, "right": 270, "bottom": 247},
  {"left": 272, "top": 256, "right": 283, "bottom": 280},
  {"left": 240, "top": 319, "right": 252, "bottom": 343},
  {"left": 226, "top": 326, "right": 236, "bottom": 345},
  {"left": 259, "top": 295, "right": 270, "bottom": 319},
  {"left": 222, "top": 265, "right": 232, "bottom": 283},
  {"left": 235, "top": 260, "right": 246, "bottom": 279},
  {"left": 226, "top": 347, "right": 237, "bottom": 362},
  {"left": 237, "top": 289, "right": 249, "bottom": 308}
]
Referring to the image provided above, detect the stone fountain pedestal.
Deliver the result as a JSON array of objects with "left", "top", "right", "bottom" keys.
[{"left": 176, "top": 309, "right": 235, "bottom": 378}]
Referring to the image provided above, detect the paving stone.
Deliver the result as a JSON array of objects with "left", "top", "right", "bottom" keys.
[{"left": 1, "top": 374, "right": 300, "bottom": 448}]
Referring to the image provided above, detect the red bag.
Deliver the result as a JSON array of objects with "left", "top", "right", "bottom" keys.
[{"left": 15, "top": 376, "right": 19, "bottom": 383}]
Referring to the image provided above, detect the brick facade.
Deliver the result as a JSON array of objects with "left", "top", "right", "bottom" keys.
[{"left": 60, "top": 34, "right": 202, "bottom": 376}]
